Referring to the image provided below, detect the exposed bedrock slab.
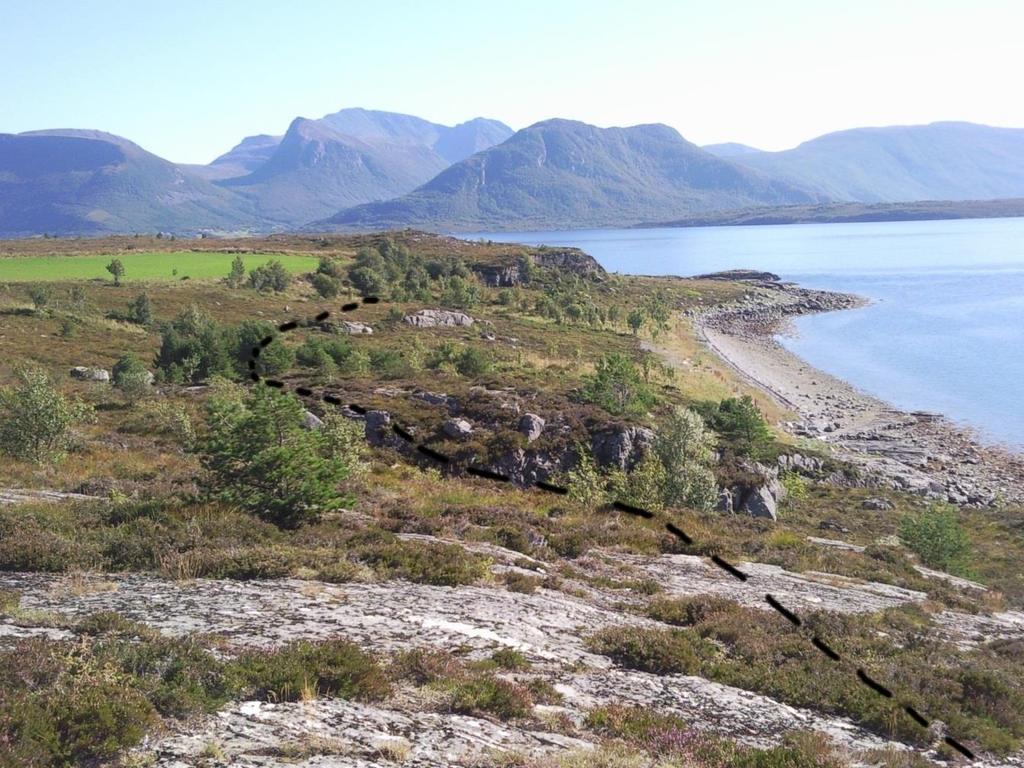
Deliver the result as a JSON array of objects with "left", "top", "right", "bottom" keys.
[{"left": 146, "top": 698, "right": 593, "bottom": 767}]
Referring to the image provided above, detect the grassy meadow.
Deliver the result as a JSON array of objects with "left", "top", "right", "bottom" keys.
[{"left": 0, "top": 250, "right": 318, "bottom": 282}]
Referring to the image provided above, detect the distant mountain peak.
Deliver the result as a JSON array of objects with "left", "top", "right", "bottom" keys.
[{"left": 312, "top": 118, "right": 821, "bottom": 232}]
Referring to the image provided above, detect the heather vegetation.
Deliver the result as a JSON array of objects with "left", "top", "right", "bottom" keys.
[{"left": 0, "top": 232, "right": 1022, "bottom": 765}]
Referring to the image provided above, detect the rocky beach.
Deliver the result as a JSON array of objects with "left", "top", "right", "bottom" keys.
[{"left": 692, "top": 272, "right": 1024, "bottom": 507}]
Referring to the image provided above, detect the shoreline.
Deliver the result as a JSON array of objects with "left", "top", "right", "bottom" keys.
[{"left": 690, "top": 276, "right": 1024, "bottom": 507}]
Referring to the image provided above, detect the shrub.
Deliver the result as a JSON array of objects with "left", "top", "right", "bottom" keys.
[
  {"left": 225, "top": 255, "right": 246, "bottom": 288},
  {"left": 106, "top": 258, "right": 125, "bottom": 285},
  {"left": 435, "top": 675, "right": 533, "bottom": 720},
  {"left": 0, "top": 367, "right": 90, "bottom": 463},
  {"left": 112, "top": 352, "right": 151, "bottom": 404},
  {"left": 248, "top": 260, "right": 291, "bottom": 293},
  {"left": 586, "top": 626, "right": 709, "bottom": 675},
  {"left": 698, "top": 396, "right": 773, "bottom": 457},
  {"left": 230, "top": 638, "right": 389, "bottom": 703},
  {"left": 351, "top": 535, "right": 487, "bottom": 586},
  {"left": 231, "top": 320, "right": 295, "bottom": 377},
  {"left": 0, "top": 640, "right": 158, "bottom": 766},
  {"left": 28, "top": 284, "right": 52, "bottom": 311},
  {"left": 455, "top": 346, "right": 491, "bottom": 377},
  {"left": 154, "top": 305, "right": 232, "bottom": 384},
  {"left": 198, "top": 382, "right": 353, "bottom": 528},
  {"left": 899, "top": 503, "right": 972, "bottom": 574},
  {"left": 566, "top": 449, "right": 609, "bottom": 510},
  {"left": 348, "top": 266, "right": 387, "bottom": 296},
  {"left": 126, "top": 292, "right": 153, "bottom": 325},
  {"left": 653, "top": 406, "right": 718, "bottom": 511},
  {"left": 311, "top": 272, "right": 339, "bottom": 298},
  {"left": 440, "top": 275, "right": 480, "bottom": 309},
  {"left": 581, "top": 353, "right": 656, "bottom": 416}
]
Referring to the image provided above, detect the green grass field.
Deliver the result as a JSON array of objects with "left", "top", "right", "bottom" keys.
[{"left": 0, "top": 251, "right": 319, "bottom": 283}]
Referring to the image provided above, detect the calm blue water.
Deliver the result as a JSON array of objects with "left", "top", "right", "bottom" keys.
[{"left": 475, "top": 218, "right": 1024, "bottom": 449}]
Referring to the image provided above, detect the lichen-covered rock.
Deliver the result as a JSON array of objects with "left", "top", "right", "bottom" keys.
[
  {"left": 443, "top": 418, "right": 473, "bottom": 439},
  {"left": 69, "top": 366, "right": 110, "bottom": 382},
  {"left": 740, "top": 485, "right": 778, "bottom": 520},
  {"left": 591, "top": 426, "right": 653, "bottom": 470},
  {"left": 303, "top": 411, "right": 324, "bottom": 430},
  {"left": 403, "top": 309, "right": 475, "bottom": 328},
  {"left": 518, "top": 413, "right": 546, "bottom": 443}
]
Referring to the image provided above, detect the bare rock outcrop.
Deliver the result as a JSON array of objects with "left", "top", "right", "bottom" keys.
[
  {"left": 591, "top": 426, "right": 653, "bottom": 470},
  {"left": 403, "top": 309, "right": 475, "bottom": 328}
]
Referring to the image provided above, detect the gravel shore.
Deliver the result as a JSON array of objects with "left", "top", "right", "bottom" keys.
[{"left": 692, "top": 275, "right": 1024, "bottom": 506}]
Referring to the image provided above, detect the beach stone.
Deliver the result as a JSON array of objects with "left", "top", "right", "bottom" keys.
[
  {"left": 443, "top": 418, "right": 473, "bottom": 439},
  {"left": 70, "top": 366, "right": 110, "bottom": 382},
  {"left": 518, "top": 413, "right": 546, "bottom": 443},
  {"left": 404, "top": 309, "right": 475, "bottom": 328}
]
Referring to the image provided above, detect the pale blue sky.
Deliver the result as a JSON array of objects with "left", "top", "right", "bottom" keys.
[{"left": 3, "top": 0, "right": 1021, "bottom": 163}]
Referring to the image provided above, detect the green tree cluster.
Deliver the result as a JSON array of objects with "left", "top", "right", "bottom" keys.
[
  {"left": 248, "top": 260, "right": 291, "bottom": 293},
  {"left": 696, "top": 396, "right": 773, "bottom": 457},
  {"left": 581, "top": 353, "right": 657, "bottom": 416},
  {"left": 198, "top": 382, "right": 354, "bottom": 528}
]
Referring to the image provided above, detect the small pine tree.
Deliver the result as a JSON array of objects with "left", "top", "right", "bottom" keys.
[
  {"left": 627, "top": 308, "right": 645, "bottom": 335},
  {"left": 198, "top": 382, "right": 353, "bottom": 528},
  {"left": 106, "top": 258, "right": 125, "bottom": 286},
  {"left": 127, "top": 292, "right": 153, "bottom": 325},
  {"left": 28, "top": 285, "right": 53, "bottom": 311},
  {"left": 226, "top": 255, "right": 246, "bottom": 288},
  {"left": 112, "top": 353, "right": 151, "bottom": 405}
]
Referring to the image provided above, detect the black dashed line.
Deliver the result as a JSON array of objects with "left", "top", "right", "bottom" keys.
[
  {"left": 944, "top": 736, "right": 975, "bottom": 759},
  {"left": 416, "top": 445, "right": 450, "bottom": 463},
  {"left": 535, "top": 480, "right": 568, "bottom": 495},
  {"left": 243, "top": 301, "right": 976, "bottom": 760},
  {"left": 811, "top": 636, "right": 841, "bottom": 661},
  {"left": 710, "top": 554, "right": 748, "bottom": 581},
  {"left": 765, "top": 594, "right": 801, "bottom": 627},
  {"left": 904, "top": 705, "right": 929, "bottom": 729},
  {"left": 612, "top": 500, "right": 654, "bottom": 519},
  {"left": 391, "top": 424, "right": 414, "bottom": 442},
  {"left": 665, "top": 522, "right": 693, "bottom": 544},
  {"left": 467, "top": 466, "right": 510, "bottom": 482},
  {"left": 857, "top": 669, "right": 893, "bottom": 698}
]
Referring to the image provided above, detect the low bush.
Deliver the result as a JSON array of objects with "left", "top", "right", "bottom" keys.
[
  {"left": 351, "top": 535, "right": 487, "bottom": 587},
  {"left": 899, "top": 503, "right": 973, "bottom": 575},
  {"left": 230, "top": 638, "right": 390, "bottom": 703},
  {"left": 586, "top": 626, "right": 710, "bottom": 676}
]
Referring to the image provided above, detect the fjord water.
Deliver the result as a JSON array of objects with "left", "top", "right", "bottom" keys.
[{"left": 478, "top": 218, "right": 1024, "bottom": 450}]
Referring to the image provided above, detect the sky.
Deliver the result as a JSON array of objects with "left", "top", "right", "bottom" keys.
[{"left": 3, "top": 0, "right": 1022, "bottom": 164}]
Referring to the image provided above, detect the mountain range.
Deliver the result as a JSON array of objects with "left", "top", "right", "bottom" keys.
[
  {"left": 315, "top": 120, "right": 820, "bottom": 231},
  {"left": 2, "top": 112, "right": 1024, "bottom": 237}
]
